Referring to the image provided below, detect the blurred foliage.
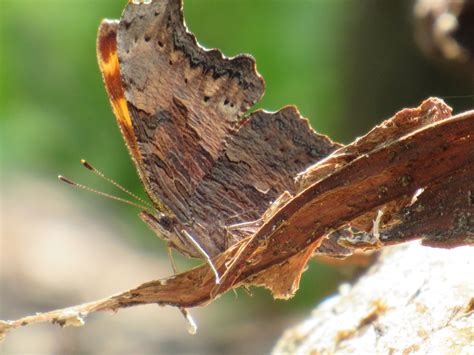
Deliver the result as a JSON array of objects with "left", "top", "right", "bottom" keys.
[{"left": 1, "top": 0, "right": 473, "bottom": 315}]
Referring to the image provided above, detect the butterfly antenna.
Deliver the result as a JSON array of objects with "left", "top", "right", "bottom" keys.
[
  {"left": 58, "top": 175, "right": 154, "bottom": 213},
  {"left": 80, "top": 159, "right": 154, "bottom": 210}
]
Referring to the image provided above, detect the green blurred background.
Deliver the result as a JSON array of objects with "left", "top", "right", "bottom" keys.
[{"left": 1, "top": 0, "right": 473, "bottom": 353}]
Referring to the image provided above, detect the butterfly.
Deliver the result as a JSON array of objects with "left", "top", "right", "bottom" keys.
[{"left": 96, "top": 0, "right": 340, "bottom": 280}]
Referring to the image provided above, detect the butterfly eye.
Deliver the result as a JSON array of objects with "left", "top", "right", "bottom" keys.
[{"left": 159, "top": 215, "right": 175, "bottom": 231}]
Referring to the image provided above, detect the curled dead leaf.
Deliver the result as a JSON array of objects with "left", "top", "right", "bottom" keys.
[{"left": 2, "top": 99, "right": 472, "bottom": 338}]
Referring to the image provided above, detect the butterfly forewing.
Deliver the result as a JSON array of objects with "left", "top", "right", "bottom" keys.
[
  {"left": 99, "top": 0, "right": 341, "bottom": 258},
  {"left": 116, "top": 0, "right": 264, "bottom": 220}
]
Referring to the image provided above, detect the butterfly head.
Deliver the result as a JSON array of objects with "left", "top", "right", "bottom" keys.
[{"left": 139, "top": 210, "right": 177, "bottom": 243}]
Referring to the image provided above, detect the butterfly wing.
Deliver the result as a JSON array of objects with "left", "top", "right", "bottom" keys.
[
  {"left": 188, "top": 106, "right": 342, "bottom": 253},
  {"left": 97, "top": 0, "right": 341, "bottom": 258},
  {"left": 116, "top": 0, "right": 265, "bottom": 223},
  {"left": 97, "top": 19, "right": 172, "bottom": 215}
]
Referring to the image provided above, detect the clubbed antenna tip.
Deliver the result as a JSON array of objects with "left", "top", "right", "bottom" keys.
[
  {"left": 58, "top": 175, "right": 76, "bottom": 186},
  {"left": 80, "top": 159, "right": 94, "bottom": 171}
]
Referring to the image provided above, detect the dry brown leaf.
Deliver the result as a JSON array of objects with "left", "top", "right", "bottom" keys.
[{"left": 2, "top": 99, "right": 472, "bottom": 339}]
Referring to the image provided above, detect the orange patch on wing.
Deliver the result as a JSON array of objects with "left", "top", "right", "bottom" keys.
[{"left": 97, "top": 20, "right": 138, "bottom": 156}]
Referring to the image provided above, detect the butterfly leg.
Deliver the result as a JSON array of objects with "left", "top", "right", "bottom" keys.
[
  {"left": 166, "top": 243, "right": 179, "bottom": 274},
  {"left": 226, "top": 219, "right": 262, "bottom": 235},
  {"left": 215, "top": 235, "right": 253, "bottom": 296},
  {"left": 166, "top": 243, "right": 198, "bottom": 334},
  {"left": 181, "top": 229, "right": 221, "bottom": 284},
  {"left": 179, "top": 307, "right": 197, "bottom": 335}
]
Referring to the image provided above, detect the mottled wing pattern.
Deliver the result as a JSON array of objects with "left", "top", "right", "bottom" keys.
[
  {"left": 117, "top": 0, "right": 264, "bottom": 223},
  {"left": 97, "top": 20, "right": 173, "bottom": 214},
  {"left": 97, "top": 0, "right": 341, "bottom": 258},
  {"left": 189, "top": 107, "right": 341, "bottom": 253}
]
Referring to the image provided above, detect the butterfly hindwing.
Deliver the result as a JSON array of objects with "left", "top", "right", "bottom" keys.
[{"left": 188, "top": 106, "right": 341, "bottom": 254}]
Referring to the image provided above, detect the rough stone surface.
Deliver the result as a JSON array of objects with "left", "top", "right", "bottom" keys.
[{"left": 273, "top": 242, "right": 474, "bottom": 354}]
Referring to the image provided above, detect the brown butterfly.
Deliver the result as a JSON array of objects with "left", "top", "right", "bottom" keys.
[{"left": 95, "top": 0, "right": 340, "bottom": 281}]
